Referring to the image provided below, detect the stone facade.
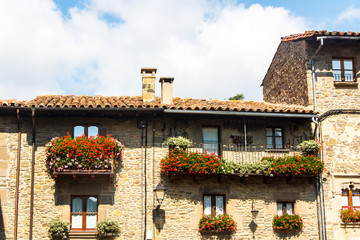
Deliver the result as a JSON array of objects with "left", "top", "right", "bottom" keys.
[
  {"left": 0, "top": 112, "right": 318, "bottom": 240},
  {"left": 262, "top": 33, "right": 360, "bottom": 240}
]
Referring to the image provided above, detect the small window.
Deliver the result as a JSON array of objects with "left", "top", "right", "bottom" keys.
[
  {"left": 342, "top": 188, "right": 360, "bottom": 208},
  {"left": 73, "top": 125, "right": 99, "bottom": 138},
  {"left": 203, "top": 195, "right": 225, "bottom": 216},
  {"left": 332, "top": 58, "right": 355, "bottom": 82},
  {"left": 266, "top": 127, "right": 283, "bottom": 149},
  {"left": 277, "top": 202, "right": 293, "bottom": 216},
  {"left": 71, "top": 196, "right": 98, "bottom": 230},
  {"left": 202, "top": 127, "right": 219, "bottom": 155}
]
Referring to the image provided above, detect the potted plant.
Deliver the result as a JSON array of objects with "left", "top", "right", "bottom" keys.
[
  {"left": 273, "top": 213, "right": 303, "bottom": 232},
  {"left": 297, "top": 140, "right": 322, "bottom": 156},
  {"left": 96, "top": 219, "right": 120, "bottom": 239},
  {"left": 48, "top": 218, "right": 69, "bottom": 240},
  {"left": 164, "top": 136, "right": 192, "bottom": 150},
  {"left": 340, "top": 207, "right": 360, "bottom": 222},
  {"left": 199, "top": 214, "right": 237, "bottom": 234}
]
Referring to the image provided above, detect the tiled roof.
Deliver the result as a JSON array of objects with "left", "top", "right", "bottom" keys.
[
  {"left": 0, "top": 95, "right": 315, "bottom": 114},
  {"left": 281, "top": 30, "right": 360, "bottom": 42}
]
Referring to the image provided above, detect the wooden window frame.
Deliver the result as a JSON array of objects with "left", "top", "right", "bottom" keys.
[
  {"left": 342, "top": 188, "right": 360, "bottom": 208},
  {"left": 277, "top": 202, "right": 294, "bottom": 216},
  {"left": 203, "top": 194, "right": 225, "bottom": 217},
  {"left": 70, "top": 195, "right": 98, "bottom": 231},
  {"left": 202, "top": 126, "right": 221, "bottom": 155},
  {"left": 72, "top": 124, "right": 100, "bottom": 138},
  {"left": 266, "top": 127, "right": 283, "bottom": 149},
  {"left": 332, "top": 58, "right": 356, "bottom": 82}
]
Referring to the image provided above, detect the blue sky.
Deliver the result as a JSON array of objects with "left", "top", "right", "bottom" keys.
[{"left": 1, "top": 0, "right": 360, "bottom": 101}]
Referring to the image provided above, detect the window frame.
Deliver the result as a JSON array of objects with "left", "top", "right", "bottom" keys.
[
  {"left": 72, "top": 124, "right": 100, "bottom": 138},
  {"left": 332, "top": 57, "right": 356, "bottom": 82},
  {"left": 202, "top": 126, "right": 221, "bottom": 155},
  {"left": 70, "top": 195, "right": 98, "bottom": 231},
  {"left": 203, "top": 194, "right": 225, "bottom": 217},
  {"left": 277, "top": 202, "right": 294, "bottom": 216},
  {"left": 342, "top": 187, "right": 360, "bottom": 208},
  {"left": 265, "top": 127, "right": 283, "bottom": 149}
]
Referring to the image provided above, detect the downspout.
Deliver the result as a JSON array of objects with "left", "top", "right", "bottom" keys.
[
  {"left": 140, "top": 126, "right": 144, "bottom": 240},
  {"left": 144, "top": 122, "right": 148, "bottom": 240},
  {"left": 319, "top": 121, "right": 327, "bottom": 240},
  {"left": 243, "top": 119, "right": 247, "bottom": 162},
  {"left": 14, "top": 109, "right": 21, "bottom": 240},
  {"left": 29, "top": 108, "right": 36, "bottom": 240},
  {"left": 152, "top": 121, "right": 156, "bottom": 240},
  {"left": 311, "top": 37, "right": 324, "bottom": 112}
]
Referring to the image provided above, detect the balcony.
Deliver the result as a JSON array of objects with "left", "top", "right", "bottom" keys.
[{"left": 182, "top": 143, "right": 301, "bottom": 164}]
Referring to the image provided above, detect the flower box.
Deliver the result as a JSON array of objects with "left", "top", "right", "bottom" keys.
[
  {"left": 199, "top": 229, "right": 234, "bottom": 235},
  {"left": 273, "top": 214, "right": 303, "bottom": 232},
  {"left": 45, "top": 135, "right": 124, "bottom": 181},
  {"left": 199, "top": 214, "right": 237, "bottom": 233},
  {"left": 340, "top": 207, "right": 360, "bottom": 222}
]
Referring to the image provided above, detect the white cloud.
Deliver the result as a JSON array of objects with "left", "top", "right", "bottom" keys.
[
  {"left": 337, "top": 6, "right": 360, "bottom": 22},
  {"left": 0, "top": 0, "right": 306, "bottom": 101}
]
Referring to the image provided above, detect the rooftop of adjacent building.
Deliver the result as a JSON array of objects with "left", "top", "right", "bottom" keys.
[{"left": 281, "top": 30, "right": 360, "bottom": 42}]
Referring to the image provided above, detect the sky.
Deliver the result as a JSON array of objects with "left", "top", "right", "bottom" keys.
[{"left": 1, "top": 0, "right": 360, "bottom": 101}]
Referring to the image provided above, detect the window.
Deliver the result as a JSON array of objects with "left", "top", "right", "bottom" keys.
[
  {"left": 203, "top": 195, "right": 225, "bottom": 216},
  {"left": 277, "top": 202, "right": 293, "bottom": 216},
  {"left": 342, "top": 188, "right": 360, "bottom": 208},
  {"left": 73, "top": 125, "right": 99, "bottom": 138},
  {"left": 71, "top": 196, "right": 98, "bottom": 231},
  {"left": 202, "top": 127, "right": 219, "bottom": 155},
  {"left": 266, "top": 128, "right": 283, "bottom": 149},
  {"left": 332, "top": 58, "right": 355, "bottom": 82}
]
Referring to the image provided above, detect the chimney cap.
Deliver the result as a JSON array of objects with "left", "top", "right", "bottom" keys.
[
  {"left": 141, "top": 68, "right": 157, "bottom": 74},
  {"left": 159, "top": 77, "right": 174, "bottom": 83}
]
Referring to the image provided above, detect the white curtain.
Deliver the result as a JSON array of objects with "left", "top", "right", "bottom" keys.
[
  {"left": 277, "top": 203, "right": 283, "bottom": 216},
  {"left": 342, "top": 190, "right": 349, "bottom": 207},
  {"left": 215, "top": 196, "right": 224, "bottom": 216},
  {"left": 353, "top": 190, "right": 360, "bottom": 207},
  {"left": 204, "top": 196, "right": 211, "bottom": 215},
  {"left": 286, "top": 203, "right": 293, "bottom": 215},
  {"left": 72, "top": 198, "right": 83, "bottom": 228},
  {"left": 202, "top": 128, "right": 218, "bottom": 154}
]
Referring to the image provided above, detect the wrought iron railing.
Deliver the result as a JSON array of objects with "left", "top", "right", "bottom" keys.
[{"left": 170, "top": 143, "right": 301, "bottom": 164}]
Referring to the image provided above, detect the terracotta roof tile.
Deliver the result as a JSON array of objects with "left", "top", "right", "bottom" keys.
[
  {"left": 281, "top": 30, "right": 360, "bottom": 41},
  {"left": 0, "top": 95, "right": 315, "bottom": 114}
]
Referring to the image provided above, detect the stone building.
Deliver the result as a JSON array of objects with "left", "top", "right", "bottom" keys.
[
  {"left": 0, "top": 68, "right": 321, "bottom": 239},
  {"left": 262, "top": 30, "right": 360, "bottom": 240}
]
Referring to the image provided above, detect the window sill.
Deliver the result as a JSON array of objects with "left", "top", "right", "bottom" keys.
[
  {"left": 334, "top": 81, "right": 358, "bottom": 88},
  {"left": 340, "top": 222, "right": 360, "bottom": 228}
]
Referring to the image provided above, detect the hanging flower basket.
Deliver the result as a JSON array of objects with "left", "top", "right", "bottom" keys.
[{"left": 45, "top": 134, "right": 124, "bottom": 173}]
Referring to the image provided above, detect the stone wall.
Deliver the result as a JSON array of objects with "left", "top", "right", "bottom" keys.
[
  {"left": 0, "top": 115, "right": 318, "bottom": 240},
  {"left": 262, "top": 40, "right": 309, "bottom": 106}
]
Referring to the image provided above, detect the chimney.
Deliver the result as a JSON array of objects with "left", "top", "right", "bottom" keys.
[
  {"left": 141, "top": 68, "right": 157, "bottom": 102},
  {"left": 159, "top": 77, "right": 174, "bottom": 105}
]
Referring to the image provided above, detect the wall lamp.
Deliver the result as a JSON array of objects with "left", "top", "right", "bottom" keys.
[{"left": 154, "top": 183, "right": 167, "bottom": 207}]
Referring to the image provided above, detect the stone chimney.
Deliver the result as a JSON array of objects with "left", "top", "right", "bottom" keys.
[
  {"left": 159, "top": 77, "right": 174, "bottom": 105},
  {"left": 141, "top": 68, "right": 157, "bottom": 102}
]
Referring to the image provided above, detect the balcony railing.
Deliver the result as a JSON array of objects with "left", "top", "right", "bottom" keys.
[{"left": 173, "top": 143, "right": 301, "bottom": 164}]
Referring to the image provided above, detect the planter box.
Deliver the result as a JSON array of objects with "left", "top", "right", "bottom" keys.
[
  {"left": 53, "top": 168, "right": 114, "bottom": 182},
  {"left": 200, "top": 230, "right": 234, "bottom": 235}
]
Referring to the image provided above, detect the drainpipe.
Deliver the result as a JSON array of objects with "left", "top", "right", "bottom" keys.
[
  {"left": 29, "top": 108, "right": 36, "bottom": 240},
  {"left": 144, "top": 122, "right": 148, "bottom": 240},
  {"left": 243, "top": 119, "right": 247, "bottom": 162},
  {"left": 14, "top": 109, "right": 21, "bottom": 240},
  {"left": 311, "top": 38, "right": 324, "bottom": 112}
]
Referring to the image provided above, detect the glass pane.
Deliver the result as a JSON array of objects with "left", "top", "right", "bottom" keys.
[
  {"left": 266, "top": 136, "right": 273, "bottom": 149},
  {"left": 286, "top": 203, "right": 293, "bottom": 215},
  {"left": 202, "top": 128, "right": 218, "bottom": 154},
  {"left": 265, "top": 128, "right": 272, "bottom": 137},
  {"left": 88, "top": 126, "right": 98, "bottom": 137},
  {"left": 344, "top": 60, "right": 353, "bottom": 70},
  {"left": 342, "top": 190, "right": 349, "bottom": 206},
  {"left": 74, "top": 126, "right": 85, "bottom": 138},
  {"left": 275, "top": 128, "right": 282, "bottom": 136},
  {"left": 344, "top": 71, "right": 354, "bottom": 81},
  {"left": 332, "top": 59, "right": 341, "bottom": 69},
  {"left": 86, "top": 197, "right": 97, "bottom": 213},
  {"left": 204, "top": 196, "right": 211, "bottom": 215},
  {"left": 72, "top": 214, "right": 82, "bottom": 228},
  {"left": 277, "top": 203, "right": 283, "bottom": 216},
  {"left": 86, "top": 214, "right": 97, "bottom": 229},
  {"left": 275, "top": 137, "right": 283, "bottom": 149},
  {"left": 216, "top": 196, "right": 224, "bottom": 216},
  {"left": 353, "top": 190, "right": 360, "bottom": 206},
  {"left": 332, "top": 70, "right": 342, "bottom": 81},
  {"left": 72, "top": 198, "right": 83, "bottom": 212}
]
